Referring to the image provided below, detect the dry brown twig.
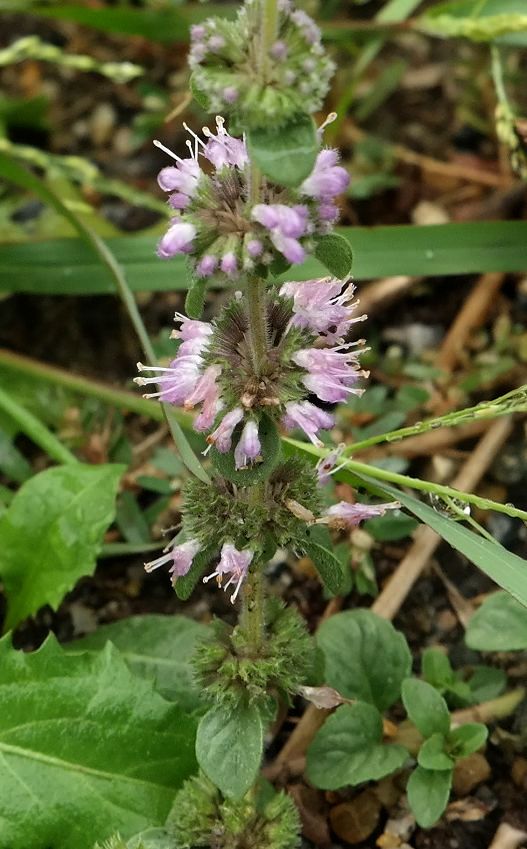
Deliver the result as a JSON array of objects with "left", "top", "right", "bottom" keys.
[
  {"left": 487, "top": 823, "right": 527, "bottom": 849},
  {"left": 436, "top": 273, "right": 506, "bottom": 373}
]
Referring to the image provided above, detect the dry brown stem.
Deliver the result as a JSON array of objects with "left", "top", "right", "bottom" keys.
[
  {"left": 487, "top": 823, "right": 527, "bottom": 849},
  {"left": 436, "top": 273, "right": 506, "bottom": 373}
]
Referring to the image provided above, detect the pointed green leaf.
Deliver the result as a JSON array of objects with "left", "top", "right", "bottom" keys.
[
  {"left": 407, "top": 766, "right": 453, "bottom": 828},
  {"left": 298, "top": 524, "right": 345, "bottom": 595},
  {"left": 68, "top": 615, "right": 209, "bottom": 710},
  {"left": 247, "top": 114, "right": 318, "bottom": 187},
  {"left": 417, "top": 734, "right": 454, "bottom": 771},
  {"left": 196, "top": 703, "right": 263, "bottom": 799},
  {"left": 0, "top": 635, "right": 197, "bottom": 849},
  {"left": 185, "top": 273, "right": 207, "bottom": 319},
  {"left": 0, "top": 463, "right": 124, "bottom": 631},
  {"left": 314, "top": 233, "right": 353, "bottom": 279},
  {"left": 402, "top": 678, "right": 451, "bottom": 738},
  {"left": 448, "top": 723, "right": 488, "bottom": 759},
  {"left": 306, "top": 702, "right": 408, "bottom": 790},
  {"left": 317, "top": 610, "right": 411, "bottom": 710}
]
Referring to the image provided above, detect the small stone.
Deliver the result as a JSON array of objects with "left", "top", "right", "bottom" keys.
[
  {"left": 330, "top": 790, "right": 381, "bottom": 844},
  {"left": 452, "top": 753, "right": 491, "bottom": 796}
]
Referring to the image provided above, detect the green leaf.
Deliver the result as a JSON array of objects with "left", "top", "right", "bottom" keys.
[
  {"left": 407, "top": 766, "right": 453, "bottom": 828},
  {"left": 195, "top": 703, "right": 263, "bottom": 800},
  {"left": 448, "top": 723, "right": 488, "bottom": 759},
  {"left": 420, "top": 0, "right": 527, "bottom": 44},
  {"left": 422, "top": 648, "right": 455, "bottom": 690},
  {"left": 317, "top": 610, "right": 411, "bottom": 711},
  {"left": 314, "top": 233, "right": 353, "bottom": 279},
  {"left": 0, "top": 463, "right": 124, "bottom": 631},
  {"left": 365, "top": 510, "right": 418, "bottom": 541},
  {"left": 354, "top": 477, "right": 527, "bottom": 609},
  {"left": 466, "top": 591, "right": 527, "bottom": 651},
  {"left": 67, "top": 615, "right": 209, "bottom": 711},
  {"left": 210, "top": 414, "right": 281, "bottom": 486},
  {"left": 297, "top": 525, "right": 345, "bottom": 595},
  {"left": 174, "top": 545, "right": 217, "bottom": 601},
  {"left": 417, "top": 734, "right": 454, "bottom": 771},
  {"left": 306, "top": 702, "right": 408, "bottom": 790},
  {"left": 0, "top": 635, "right": 197, "bottom": 849},
  {"left": 402, "top": 678, "right": 451, "bottom": 738},
  {"left": 468, "top": 666, "right": 507, "bottom": 702},
  {"left": 246, "top": 114, "right": 318, "bottom": 187},
  {"left": 185, "top": 273, "right": 207, "bottom": 319},
  {"left": 3, "top": 221, "right": 527, "bottom": 294}
]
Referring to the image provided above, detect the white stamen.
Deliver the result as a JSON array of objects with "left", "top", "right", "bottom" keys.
[{"left": 153, "top": 139, "right": 183, "bottom": 163}]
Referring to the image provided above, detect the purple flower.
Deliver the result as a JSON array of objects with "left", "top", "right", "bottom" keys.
[
  {"left": 252, "top": 203, "right": 309, "bottom": 265},
  {"left": 291, "top": 8, "right": 321, "bottom": 44},
  {"left": 135, "top": 358, "right": 201, "bottom": 404},
  {"left": 174, "top": 314, "right": 213, "bottom": 343},
  {"left": 203, "top": 542, "right": 254, "bottom": 603},
  {"left": 293, "top": 344, "right": 366, "bottom": 403},
  {"left": 301, "top": 149, "right": 349, "bottom": 200},
  {"left": 220, "top": 251, "right": 238, "bottom": 275},
  {"left": 223, "top": 86, "right": 239, "bottom": 104},
  {"left": 246, "top": 238, "right": 263, "bottom": 258},
  {"left": 324, "top": 500, "right": 401, "bottom": 528},
  {"left": 157, "top": 158, "right": 201, "bottom": 196},
  {"left": 196, "top": 254, "right": 218, "bottom": 277},
  {"left": 282, "top": 400, "right": 334, "bottom": 447},
  {"left": 157, "top": 221, "right": 196, "bottom": 258},
  {"left": 270, "top": 40, "right": 288, "bottom": 60},
  {"left": 202, "top": 117, "right": 248, "bottom": 169},
  {"left": 144, "top": 539, "right": 200, "bottom": 579},
  {"left": 316, "top": 443, "right": 346, "bottom": 486},
  {"left": 184, "top": 364, "right": 222, "bottom": 411},
  {"left": 207, "top": 407, "right": 244, "bottom": 453},
  {"left": 234, "top": 420, "right": 261, "bottom": 469},
  {"left": 280, "top": 277, "right": 366, "bottom": 343}
]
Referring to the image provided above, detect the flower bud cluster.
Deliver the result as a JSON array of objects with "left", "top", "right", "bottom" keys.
[
  {"left": 154, "top": 118, "right": 349, "bottom": 281},
  {"left": 189, "top": 0, "right": 334, "bottom": 128}
]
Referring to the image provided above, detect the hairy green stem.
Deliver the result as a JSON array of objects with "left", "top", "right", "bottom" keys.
[
  {"left": 240, "top": 562, "right": 266, "bottom": 653},
  {"left": 0, "top": 385, "right": 78, "bottom": 466},
  {"left": 261, "top": 0, "right": 279, "bottom": 79},
  {"left": 346, "top": 385, "right": 527, "bottom": 455}
]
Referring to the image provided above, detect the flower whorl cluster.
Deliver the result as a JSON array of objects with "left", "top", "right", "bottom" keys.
[
  {"left": 189, "top": 0, "right": 334, "bottom": 128},
  {"left": 154, "top": 118, "right": 349, "bottom": 280},
  {"left": 136, "top": 277, "right": 368, "bottom": 465}
]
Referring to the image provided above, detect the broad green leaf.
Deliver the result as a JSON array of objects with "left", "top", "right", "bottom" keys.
[
  {"left": 210, "top": 414, "right": 281, "bottom": 486},
  {"left": 317, "top": 610, "right": 411, "bottom": 711},
  {"left": 448, "top": 724, "right": 488, "bottom": 759},
  {"left": 402, "top": 678, "right": 451, "bottom": 738},
  {"left": 0, "top": 463, "right": 124, "bottom": 631},
  {"left": 407, "top": 766, "right": 453, "bottom": 828},
  {"left": 417, "top": 734, "right": 454, "bottom": 771},
  {"left": 354, "top": 477, "right": 527, "bottom": 609},
  {"left": 466, "top": 591, "right": 527, "bottom": 651},
  {"left": 2, "top": 221, "right": 527, "bottom": 294},
  {"left": 0, "top": 635, "right": 197, "bottom": 849},
  {"left": 67, "top": 615, "right": 209, "bottom": 711},
  {"left": 306, "top": 702, "right": 408, "bottom": 790},
  {"left": 246, "top": 114, "right": 318, "bottom": 187},
  {"left": 196, "top": 703, "right": 263, "bottom": 800},
  {"left": 314, "top": 233, "right": 353, "bottom": 279}
]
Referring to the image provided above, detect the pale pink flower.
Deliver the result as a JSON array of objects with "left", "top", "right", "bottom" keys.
[{"left": 203, "top": 542, "right": 254, "bottom": 603}]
